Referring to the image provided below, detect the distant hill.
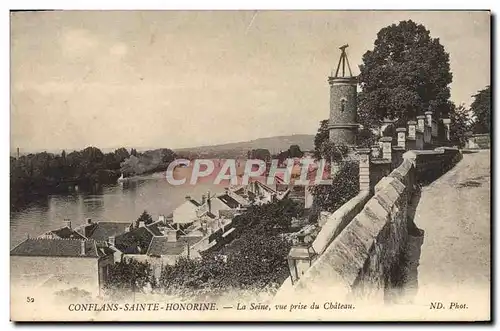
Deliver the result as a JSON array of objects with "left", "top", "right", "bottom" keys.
[{"left": 174, "top": 134, "right": 315, "bottom": 159}]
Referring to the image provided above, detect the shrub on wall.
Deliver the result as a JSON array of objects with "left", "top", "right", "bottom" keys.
[{"left": 308, "top": 160, "right": 360, "bottom": 220}]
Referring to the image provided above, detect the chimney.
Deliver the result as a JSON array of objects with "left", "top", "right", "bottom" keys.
[
  {"left": 86, "top": 218, "right": 93, "bottom": 224},
  {"left": 64, "top": 219, "right": 72, "bottom": 229},
  {"left": 207, "top": 191, "right": 212, "bottom": 213},
  {"left": 425, "top": 111, "right": 433, "bottom": 127},
  {"left": 167, "top": 230, "right": 178, "bottom": 243},
  {"left": 201, "top": 194, "right": 207, "bottom": 205},
  {"left": 158, "top": 215, "right": 166, "bottom": 223},
  {"left": 139, "top": 221, "right": 145, "bottom": 228},
  {"left": 80, "top": 240, "right": 86, "bottom": 256},
  {"left": 108, "top": 236, "right": 115, "bottom": 247},
  {"left": 125, "top": 225, "right": 131, "bottom": 233}
]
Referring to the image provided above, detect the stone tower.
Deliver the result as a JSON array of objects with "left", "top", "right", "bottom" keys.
[{"left": 328, "top": 44, "right": 358, "bottom": 147}]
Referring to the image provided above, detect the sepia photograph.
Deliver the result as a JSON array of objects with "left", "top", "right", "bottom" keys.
[{"left": 9, "top": 9, "right": 491, "bottom": 322}]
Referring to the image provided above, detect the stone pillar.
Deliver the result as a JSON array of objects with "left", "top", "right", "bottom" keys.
[
  {"left": 416, "top": 115, "right": 426, "bottom": 132},
  {"left": 424, "top": 111, "right": 433, "bottom": 127},
  {"left": 442, "top": 118, "right": 451, "bottom": 141},
  {"left": 380, "top": 137, "right": 392, "bottom": 160},
  {"left": 371, "top": 144, "right": 380, "bottom": 158},
  {"left": 407, "top": 121, "right": 417, "bottom": 140},
  {"left": 396, "top": 128, "right": 407, "bottom": 149},
  {"left": 356, "top": 148, "right": 371, "bottom": 192}
]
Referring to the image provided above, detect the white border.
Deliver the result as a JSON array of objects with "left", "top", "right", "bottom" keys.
[{"left": 2, "top": 1, "right": 498, "bottom": 330}]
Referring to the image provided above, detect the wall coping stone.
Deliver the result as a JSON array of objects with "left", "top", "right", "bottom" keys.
[{"left": 312, "top": 191, "right": 371, "bottom": 255}]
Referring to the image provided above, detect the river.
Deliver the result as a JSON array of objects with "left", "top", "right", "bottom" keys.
[{"left": 10, "top": 173, "right": 225, "bottom": 248}]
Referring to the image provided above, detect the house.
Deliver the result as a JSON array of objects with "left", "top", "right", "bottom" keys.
[
  {"left": 247, "top": 181, "right": 278, "bottom": 204},
  {"left": 38, "top": 220, "right": 87, "bottom": 240},
  {"left": 114, "top": 226, "right": 154, "bottom": 255},
  {"left": 146, "top": 230, "right": 204, "bottom": 265},
  {"left": 75, "top": 218, "right": 133, "bottom": 242},
  {"left": 231, "top": 186, "right": 257, "bottom": 203},
  {"left": 172, "top": 196, "right": 202, "bottom": 226},
  {"left": 207, "top": 193, "right": 242, "bottom": 217},
  {"left": 10, "top": 238, "right": 114, "bottom": 296}
]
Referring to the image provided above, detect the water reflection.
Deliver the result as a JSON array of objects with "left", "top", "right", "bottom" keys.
[{"left": 10, "top": 176, "right": 225, "bottom": 248}]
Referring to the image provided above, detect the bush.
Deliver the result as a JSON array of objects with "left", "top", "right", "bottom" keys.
[{"left": 308, "top": 160, "right": 359, "bottom": 220}]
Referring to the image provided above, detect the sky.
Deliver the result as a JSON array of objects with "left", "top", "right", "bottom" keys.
[{"left": 10, "top": 10, "right": 490, "bottom": 152}]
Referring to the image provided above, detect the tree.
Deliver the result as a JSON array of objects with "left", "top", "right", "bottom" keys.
[
  {"left": 449, "top": 102, "right": 472, "bottom": 148},
  {"left": 136, "top": 210, "right": 153, "bottom": 227},
  {"left": 308, "top": 161, "right": 359, "bottom": 221},
  {"left": 114, "top": 147, "right": 130, "bottom": 163},
  {"left": 313, "top": 120, "right": 329, "bottom": 159},
  {"left": 288, "top": 145, "right": 304, "bottom": 158},
  {"left": 105, "top": 259, "right": 155, "bottom": 298},
  {"left": 470, "top": 85, "right": 491, "bottom": 134},
  {"left": 247, "top": 148, "right": 271, "bottom": 161},
  {"left": 358, "top": 20, "right": 453, "bottom": 125}
]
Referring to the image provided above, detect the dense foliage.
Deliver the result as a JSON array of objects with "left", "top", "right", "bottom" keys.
[
  {"left": 308, "top": 160, "right": 359, "bottom": 220},
  {"left": 105, "top": 259, "right": 156, "bottom": 299},
  {"left": 449, "top": 103, "right": 472, "bottom": 148},
  {"left": 275, "top": 145, "right": 305, "bottom": 165},
  {"left": 247, "top": 148, "right": 271, "bottom": 161},
  {"left": 135, "top": 210, "right": 154, "bottom": 228},
  {"left": 10, "top": 147, "right": 130, "bottom": 208},
  {"left": 120, "top": 148, "right": 177, "bottom": 176},
  {"left": 154, "top": 199, "right": 303, "bottom": 296},
  {"left": 470, "top": 85, "right": 491, "bottom": 134},
  {"left": 358, "top": 20, "right": 453, "bottom": 126},
  {"left": 102, "top": 199, "right": 302, "bottom": 298}
]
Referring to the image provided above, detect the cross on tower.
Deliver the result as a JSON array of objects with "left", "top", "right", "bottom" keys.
[{"left": 334, "top": 44, "right": 353, "bottom": 78}]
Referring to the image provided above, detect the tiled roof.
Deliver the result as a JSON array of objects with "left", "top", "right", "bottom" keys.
[
  {"left": 217, "top": 194, "right": 240, "bottom": 209},
  {"left": 255, "top": 181, "right": 277, "bottom": 193},
  {"left": 147, "top": 236, "right": 202, "bottom": 256},
  {"left": 189, "top": 199, "right": 200, "bottom": 207},
  {"left": 81, "top": 222, "right": 132, "bottom": 241},
  {"left": 50, "top": 227, "right": 87, "bottom": 240},
  {"left": 10, "top": 238, "right": 107, "bottom": 258},
  {"left": 228, "top": 191, "right": 249, "bottom": 206},
  {"left": 145, "top": 222, "right": 163, "bottom": 236},
  {"left": 206, "top": 211, "right": 217, "bottom": 219},
  {"left": 115, "top": 227, "right": 153, "bottom": 254}
]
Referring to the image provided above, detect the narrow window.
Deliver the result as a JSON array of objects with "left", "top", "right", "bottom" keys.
[{"left": 340, "top": 99, "right": 346, "bottom": 112}]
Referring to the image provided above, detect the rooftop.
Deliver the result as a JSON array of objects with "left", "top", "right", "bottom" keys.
[
  {"left": 79, "top": 221, "right": 132, "bottom": 242},
  {"left": 145, "top": 222, "right": 163, "bottom": 236},
  {"left": 46, "top": 227, "right": 86, "bottom": 240},
  {"left": 115, "top": 226, "right": 153, "bottom": 254},
  {"left": 217, "top": 194, "right": 240, "bottom": 209},
  {"left": 10, "top": 238, "right": 109, "bottom": 258},
  {"left": 147, "top": 236, "right": 202, "bottom": 256}
]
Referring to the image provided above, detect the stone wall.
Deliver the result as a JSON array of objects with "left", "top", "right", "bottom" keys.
[
  {"left": 11, "top": 256, "right": 101, "bottom": 295},
  {"left": 467, "top": 133, "right": 490, "bottom": 149},
  {"left": 278, "top": 147, "right": 462, "bottom": 302}
]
